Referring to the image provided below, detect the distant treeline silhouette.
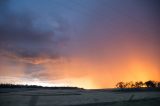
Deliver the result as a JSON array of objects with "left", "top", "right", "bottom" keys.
[
  {"left": 0, "top": 83, "right": 83, "bottom": 90},
  {"left": 116, "top": 80, "right": 160, "bottom": 88}
]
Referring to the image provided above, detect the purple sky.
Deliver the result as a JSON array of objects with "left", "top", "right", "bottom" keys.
[{"left": 0, "top": 0, "right": 159, "bottom": 88}]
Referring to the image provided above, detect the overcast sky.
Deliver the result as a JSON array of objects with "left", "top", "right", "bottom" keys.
[{"left": 0, "top": 0, "right": 160, "bottom": 88}]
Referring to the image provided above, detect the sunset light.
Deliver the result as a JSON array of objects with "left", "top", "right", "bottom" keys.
[{"left": 0, "top": 0, "right": 159, "bottom": 89}]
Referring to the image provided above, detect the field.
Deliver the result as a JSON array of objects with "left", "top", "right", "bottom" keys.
[{"left": 0, "top": 88, "right": 160, "bottom": 106}]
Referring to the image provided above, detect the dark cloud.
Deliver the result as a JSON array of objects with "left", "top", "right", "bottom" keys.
[
  {"left": 0, "top": 0, "right": 159, "bottom": 88},
  {"left": 23, "top": 64, "right": 48, "bottom": 79},
  {"left": 0, "top": 0, "right": 69, "bottom": 64}
]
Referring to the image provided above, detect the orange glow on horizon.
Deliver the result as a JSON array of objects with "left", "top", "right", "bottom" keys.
[
  {"left": 0, "top": 53, "right": 159, "bottom": 89},
  {"left": 41, "top": 55, "right": 160, "bottom": 89},
  {"left": 0, "top": 0, "right": 159, "bottom": 90}
]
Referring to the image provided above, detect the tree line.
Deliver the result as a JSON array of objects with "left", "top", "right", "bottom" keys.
[
  {"left": 0, "top": 83, "right": 83, "bottom": 90},
  {"left": 116, "top": 80, "right": 160, "bottom": 88}
]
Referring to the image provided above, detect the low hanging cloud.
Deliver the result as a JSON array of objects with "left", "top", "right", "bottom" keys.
[
  {"left": 0, "top": 0, "right": 71, "bottom": 83},
  {"left": 0, "top": 0, "right": 69, "bottom": 65},
  {"left": 0, "top": 0, "right": 159, "bottom": 88}
]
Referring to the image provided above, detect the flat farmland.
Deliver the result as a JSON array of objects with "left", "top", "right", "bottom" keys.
[{"left": 0, "top": 88, "right": 160, "bottom": 106}]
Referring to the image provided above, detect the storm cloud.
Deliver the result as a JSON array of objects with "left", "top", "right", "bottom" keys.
[
  {"left": 0, "top": 0, "right": 160, "bottom": 88},
  {"left": 0, "top": 0, "right": 70, "bottom": 64}
]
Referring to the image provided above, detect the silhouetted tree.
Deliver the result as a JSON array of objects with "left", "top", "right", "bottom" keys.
[
  {"left": 116, "top": 80, "right": 160, "bottom": 89},
  {"left": 116, "top": 82, "right": 126, "bottom": 88},
  {"left": 157, "top": 82, "right": 160, "bottom": 88},
  {"left": 154, "top": 81, "right": 160, "bottom": 88},
  {"left": 135, "top": 81, "right": 144, "bottom": 88},
  {"left": 124, "top": 81, "right": 134, "bottom": 88},
  {"left": 145, "top": 80, "right": 156, "bottom": 88}
]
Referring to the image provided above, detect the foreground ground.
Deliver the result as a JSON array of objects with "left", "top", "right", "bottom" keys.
[{"left": 0, "top": 88, "right": 160, "bottom": 106}]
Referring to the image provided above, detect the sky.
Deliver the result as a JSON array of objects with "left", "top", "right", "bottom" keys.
[{"left": 0, "top": 0, "right": 160, "bottom": 89}]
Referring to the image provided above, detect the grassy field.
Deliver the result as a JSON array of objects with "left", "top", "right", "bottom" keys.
[
  {"left": 0, "top": 88, "right": 160, "bottom": 106},
  {"left": 68, "top": 98, "right": 160, "bottom": 106}
]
